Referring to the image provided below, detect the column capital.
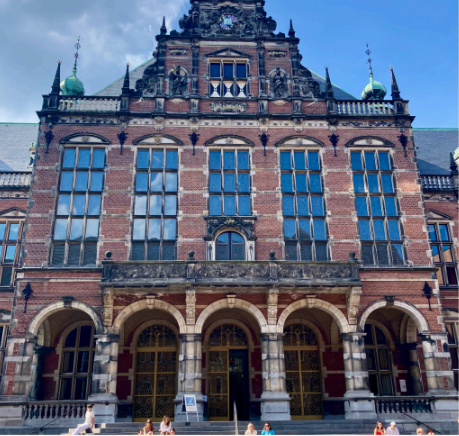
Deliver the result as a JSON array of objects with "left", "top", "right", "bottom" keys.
[
  {"left": 178, "top": 333, "right": 202, "bottom": 342},
  {"left": 340, "top": 332, "right": 367, "bottom": 341},
  {"left": 94, "top": 333, "right": 120, "bottom": 343}
]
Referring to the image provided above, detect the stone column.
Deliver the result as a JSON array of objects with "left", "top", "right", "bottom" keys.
[
  {"left": 260, "top": 333, "right": 291, "bottom": 421},
  {"left": 28, "top": 345, "right": 52, "bottom": 400},
  {"left": 341, "top": 332, "right": 377, "bottom": 420},
  {"left": 403, "top": 342, "right": 423, "bottom": 395},
  {"left": 88, "top": 334, "right": 119, "bottom": 423},
  {"left": 174, "top": 334, "right": 204, "bottom": 422}
]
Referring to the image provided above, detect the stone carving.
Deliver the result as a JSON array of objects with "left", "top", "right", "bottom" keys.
[
  {"left": 268, "top": 50, "right": 287, "bottom": 57},
  {"left": 277, "top": 263, "right": 358, "bottom": 281},
  {"left": 346, "top": 287, "right": 362, "bottom": 325},
  {"left": 267, "top": 287, "right": 279, "bottom": 325},
  {"left": 169, "top": 48, "right": 189, "bottom": 55},
  {"left": 210, "top": 102, "right": 248, "bottom": 113},
  {"left": 206, "top": 217, "right": 255, "bottom": 240},
  {"left": 135, "top": 61, "right": 159, "bottom": 96},
  {"left": 227, "top": 294, "right": 237, "bottom": 309},
  {"left": 297, "top": 67, "right": 321, "bottom": 98},
  {"left": 103, "top": 263, "right": 187, "bottom": 282},
  {"left": 102, "top": 289, "right": 114, "bottom": 328},
  {"left": 270, "top": 67, "right": 288, "bottom": 98},
  {"left": 186, "top": 288, "right": 196, "bottom": 325},
  {"left": 195, "top": 263, "right": 270, "bottom": 280},
  {"left": 170, "top": 66, "right": 188, "bottom": 97}
]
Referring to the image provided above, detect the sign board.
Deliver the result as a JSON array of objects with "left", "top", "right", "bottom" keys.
[
  {"left": 184, "top": 395, "right": 198, "bottom": 412},
  {"left": 400, "top": 380, "right": 407, "bottom": 393}
]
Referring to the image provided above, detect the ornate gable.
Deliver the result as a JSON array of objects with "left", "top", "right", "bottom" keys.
[{"left": 206, "top": 48, "right": 252, "bottom": 59}]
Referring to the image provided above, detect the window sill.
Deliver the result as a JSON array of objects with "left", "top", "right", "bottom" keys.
[{"left": 0, "top": 287, "right": 14, "bottom": 292}]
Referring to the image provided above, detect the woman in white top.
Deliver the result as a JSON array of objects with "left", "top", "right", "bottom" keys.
[
  {"left": 160, "top": 416, "right": 172, "bottom": 435},
  {"left": 245, "top": 422, "right": 257, "bottom": 435},
  {"left": 72, "top": 405, "right": 95, "bottom": 435}
]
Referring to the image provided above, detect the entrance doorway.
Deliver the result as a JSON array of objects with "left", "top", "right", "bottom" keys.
[{"left": 208, "top": 325, "right": 250, "bottom": 421}]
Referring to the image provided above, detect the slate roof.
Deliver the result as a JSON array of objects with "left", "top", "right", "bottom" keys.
[
  {"left": 0, "top": 123, "right": 38, "bottom": 171},
  {"left": 413, "top": 129, "right": 459, "bottom": 176},
  {"left": 94, "top": 58, "right": 357, "bottom": 100}
]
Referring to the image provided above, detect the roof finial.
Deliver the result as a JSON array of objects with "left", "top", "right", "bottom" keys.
[
  {"left": 51, "top": 60, "right": 62, "bottom": 94},
  {"left": 160, "top": 16, "right": 167, "bottom": 35},
  {"left": 390, "top": 66, "right": 401, "bottom": 100},
  {"left": 289, "top": 19, "right": 296, "bottom": 38},
  {"left": 122, "top": 63, "right": 130, "bottom": 95},
  {"left": 325, "top": 66, "right": 335, "bottom": 99},
  {"left": 366, "top": 43, "right": 373, "bottom": 77},
  {"left": 73, "top": 36, "right": 81, "bottom": 73},
  {"left": 60, "top": 37, "right": 85, "bottom": 96}
]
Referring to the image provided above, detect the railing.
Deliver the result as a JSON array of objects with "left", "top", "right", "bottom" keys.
[
  {"left": 23, "top": 401, "right": 88, "bottom": 422},
  {"left": 337, "top": 100, "right": 394, "bottom": 115},
  {"left": 374, "top": 396, "right": 433, "bottom": 414},
  {"left": 233, "top": 401, "right": 238, "bottom": 436},
  {"left": 421, "top": 175, "right": 454, "bottom": 190},
  {"left": 0, "top": 172, "right": 31, "bottom": 189},
  {"left": 59, "top": 98, "right": 120, "bottom": 112}
]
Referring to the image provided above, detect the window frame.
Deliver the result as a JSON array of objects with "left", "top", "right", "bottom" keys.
[
  {"left": 209, "top": 59, "right": 249, "bottom": 98},
  {"left": 0, "top": 220, "right": 23, "bottom": 287},
  {"left": 446, "top": 322, "right": 459, "bottom": 390}
]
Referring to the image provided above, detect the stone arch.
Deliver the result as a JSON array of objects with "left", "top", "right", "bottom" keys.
[
  {"left": 195, "top": 298, "right": 268, "bottom": 334},
  {"left": 345, "top": 136, "right": 395, "bottom": 148},
  {"left": 133, "top": 134, "right": 183, "bottom": 146},
  {"left": 111, "top": 299, "right": 186, "bottom": 335},
  {"left": 357, "top": 299, "right": 429, "bottom": 333},
  {"left": 274, "top": 135, "right": 324, "bottom": 148},
  {"left": 203, "top": 319, "right": 256, "bottom": 352},
  {"left": 129, "top": 319, "right": 180, "bottom": 353},
  {"left": 204, "top": 135, "right": 254, "bottom": 147},
  {"left": 27, "top": 300, "right": 104, "bottom": 337},
  {"left": 364, "top": 318, "right": 396, "bottom": 350},
  {"left": 59, "top": 132, "right": 110, "bottom": 144},
  {"left": 277, "top": 298, "right": 350, "bottom": 334},
  {"left": 283, "top": 318, "right": 326, "bottom": 352}
]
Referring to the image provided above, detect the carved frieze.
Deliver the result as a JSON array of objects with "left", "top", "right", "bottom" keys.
[
  {"left": 210, "top": 102, "right": 248, "bottom": 113},
  {"left": 103, "top": 263, "right": 187, "bottom": 282},
  {"left": 267, "top": 287, "right": 279, "bottom": 325},
  {"left": 268, "top": 50, "right": 287, "bottom": 57},
  {"left": 194, "top": 263, "right": 270, "bottom": 280},
  {"left": 186, "top": 288, "right": 196, "bottom": 325},
  {"left": 169, "top": 48, "right": 189, "bottom": 55},
  {"left": 206, "top": 216, "right": 256, "bottom": 240},
  {"left": 277, "top": 263, "right": 358, "bottom": 281}
]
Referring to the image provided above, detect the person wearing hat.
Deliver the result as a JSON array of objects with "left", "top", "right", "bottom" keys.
[
  {"left": 386, "top": 422, "right": 400, "bottom": 435},
  {"left": 72, "top": 405, "right": 95, "bottom": 435}
]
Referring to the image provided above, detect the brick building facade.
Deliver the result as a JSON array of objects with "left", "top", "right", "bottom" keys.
[{"left": 0, "top": 0, "right": 457, "bottom": 427}]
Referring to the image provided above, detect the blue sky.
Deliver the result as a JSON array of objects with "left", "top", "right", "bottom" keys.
[{"left": 0, "top": 0, "right": 457, "bottom": 127}]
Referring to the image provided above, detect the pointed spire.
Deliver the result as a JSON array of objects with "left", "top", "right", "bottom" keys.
[
  {"left": 160, "top": 16, "right": 167, "bottom": 35},
  {"left": 366, "top": 43, "right": 373, "bottom": 77},
  {"left": 361, "top": 44, "right": 387, "bottom": 100},
  {"left": 60, "top": 37, "right": 85, "bottom": 96},
  {"left": 122, "top": 63, "right": 130, "bottom": 95},
  {"left": 51, "top": 61, "right": 62, "bottom": 94},
  {"left": 325, "top": 66, "right": 335, "bottom": 99},
  {"left": 288, "top": 19, "right": 296, "bottom": 38},
  {"left": 450, "top": 152, "right": 458, "bottom": 174},
  {"left": 390, "top": 66, "right": 401, "bottom": 100}
]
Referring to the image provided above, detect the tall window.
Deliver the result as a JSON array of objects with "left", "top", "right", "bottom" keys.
[
  {"left": 216, "top": 232, "right": 245, "bottom": 261},
  {"left": 364, "top": 324, "right": 394, "bottom": 396},
  {"left": 428, "top": 223, "right": 457, "bottom": 286},
  {"left": 446, "top": 323, "right": 459, "bottom": 390},
  {"left": 132, "top": 149, "right": 178, "bottom": 261},
  {"left": 52, "top": 148, "right": 105, "bottom": 266},
  {"left": 0, "top": 221, "right": 22, "bottom": 286},
  {"left": 0, "top": 324, "right": 8, "bottom": 384},
  {"left": 209, "top": 60, "right": 248, "bottom": 98},
  {"left": 280, "top": 150, "right": 327, "bottom": 261},
  {"left": 351, "top": 150, "right": 404, "bottom": 266},
  {"left": 209, "top": 150, "right": 251, "bottom": 216},
  {"left": 59, "top": 325, "right": 95, "bottom": 400}
]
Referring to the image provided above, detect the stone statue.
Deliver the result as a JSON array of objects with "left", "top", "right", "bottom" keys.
[
  {"left": 272, "top": 67, "right": 287, "bottom": 98},
  {"left": 170, "top": 66, "right": 187, "bottom": 96}
]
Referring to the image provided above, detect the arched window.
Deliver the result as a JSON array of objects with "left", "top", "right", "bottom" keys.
[
  {"left": 364, "top": 324, "right": 394, "bottom": 396},
  {"left": 216, "top": 232, "right": 245, "bottom": 261},
  {"left": 59, "top": 325, "right": 95, "bottom": 400}
]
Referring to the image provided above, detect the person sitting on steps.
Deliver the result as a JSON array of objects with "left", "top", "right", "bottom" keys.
[
  {"left": 160, "top": 416, "right": 172, "bottom": 435},
  {"left": 245, "top": 423, "right": 257, "bottom": 435},
  {"left": 72, "top": 405, "right": 95, "bottom": 435},
  {"left": 138, "top": 419, "right": 154, "bottom": 435}
]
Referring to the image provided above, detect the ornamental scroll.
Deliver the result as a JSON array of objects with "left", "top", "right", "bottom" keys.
[{"left": 210, "top": 102, "right": 248, "bottom": 113}]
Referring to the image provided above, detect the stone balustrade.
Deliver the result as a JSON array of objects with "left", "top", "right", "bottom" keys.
[
  {"left": 23, "top": 401, "right": 88, "bottom": 421},
  {"left": 336, "top": 100, "right": 395, "bottom": 115},
  {"left": 374, "top": 396, "right": 433, "bottom": 414},
  {"left": 59, "top": 98, "right": 120, "bottom": 112},
  {"left": 421, "top": 175, "right": 454, "bottom": 190},
  {"left": 0, "top": 172, "right": 31, "bottom": 189}
]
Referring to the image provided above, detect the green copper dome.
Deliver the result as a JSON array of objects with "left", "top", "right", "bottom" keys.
[
  {"left": 60, "top": 64, "right": 85, "bottom": 96},
  {"left": 361, "top": 73, "right": 387, "bottom": 100}
]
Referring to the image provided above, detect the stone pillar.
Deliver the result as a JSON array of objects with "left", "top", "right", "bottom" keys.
[
  {"left": 403, "top": 342, "right": 423, "bottom": 395},
  {"left": 260, "top": 334, "right": 291, "bottom": 421},
  {"left": 28, "top": 345, "right": 52, "bottom": 400},
  {"left": 341, "top": 332, "right": 377, "bottom": 420},
  {"left": 174, "top": 334, "right": 204, "bottom": 422},
  {"left": 88, "top": 334, "right": 119, "bottom": 423}
]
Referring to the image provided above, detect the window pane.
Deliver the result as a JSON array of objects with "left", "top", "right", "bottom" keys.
[
  {"left": 366, "top": 349, "right": 376, "bottom": 370},
  {"left": 224, "top": 174, "right": 235, "bottom": 192},
  {"left": 294, "top": 152, "right": 306, "bottom": 170},
  {"left": 351, "top": 152, "right": 363, "bottom": 171},
  {"left": 74, "top": 378, "right": 88, "bottom": 400},
  {"left": 373, "top": 220, "right": 386, "bottom": 240},
  {"left": 446, "top": 267, "right": 458, "bottom": 285},
  {"left": 370, "top": 197, "right": 383, "bottom": 216},
  {"left": 361, "top": 245, "right": 374, "bottom": 265},
  {"left": 391, "top": 244, "right": 404, "bottom": 265},
  {"left": 77, "top": 150, "right": 91, "bottom": 168},
  {"left": 165, "top": 173, "right": 177, "bottom": 192},
  {"left": 162, "top": 243, "right": 176, "bottom": 260},
  {"left": 359, "top": 220, "right": 372, "bottom": 240},
  {"left": 57, "top": 195, "right": 71, "bottom": 215},
  {"left": 216, "top": 238, "right": 229, "bottom": 261},
  {"left": 298, "top": 219, "right": 311, "bottom": 240},
  {"left": 133, "top": 219, "right": 146, "bottom": 240},
  {"left": 300, "top": 244, "right": 313, "bottom": 261},
  {"left": 210, "top": 174, "right": 221, "bottom": 192},
  {"left": 60, "top": 172, "right": 74, "bottom": 191},
  {"left": 72, "top": 195, "right": 86, "bottom": 215},
  {"left": 368, "top": 174, "right": 380, "bottom": 193},
  {"left": 137, "top": 150, "right": 150, "bottom": 169},
  {"left": 284, "top": 220, "right": 296, "bottom": 239},
  {"left": 224, "top": 196, "right": 236, "bottom": 215},
  {"left": 353, "top": 174, "right": 365, "bottom": 193},
  {"left": 231, "top": 243, "right": 245, "bottom": 261},
  {"left": 308, "top": 152, "right": 320, "bottom": 170},
  {"left": 364, "top": 152, "right": 376, "bottom": 171},
  {"left": 60, "top": 378, "right": 73, "bottom": 400},
  {"left": 0, "top": 224, "right": 5, "bottom": 240},
  {"left": 436, "top": 268, "right": 445, "bottom": 285},
  {"left": 384, "top": 197, "right": 397, "bottom": 216},
  {"left": 69, "top": 244, "right": 81, "bottom": 267},
  {"left": 223, "top": 63, "right": 233, "bottom": 79},
  {"left": 381, "top": 174, "right": 394, "bottom": 193},
  {"left": 77, "top": 351, "right": 90, "bottom": 373},
  {"left": 379, "top": 152, "right": 390, "bottom": 170},
  {"left": 281, "top": 174, "right": 293, "bottom": 193},
  {"left": 85, "top": 219, "right": 99, "bottom": 239},
  {"left": 283, "top": 197, "right": 295, "bottom": 216},
  {"left": 285, "top": 244, "right": 298, "bottom": 261},
  {"left": 356, "top": 197, "right": 369, "bottom": 216},
  {"left": 388, "top": 220, "right": 401, "bottom": 240},
  {"left": 79, "top": 327, "right": 92, "bottom": 348},
  {"left": 210, "top": 196, "right": 222, "bottom": 215},
  {"left": 88, "top": 172, "right": 103, "bottom": 192},
  {"left": 135, "top": 195, "right": 147, "bottom": 215},
  {"left": 311, "top": 196, "right": 324, "bottom": 216},
  {"left": 166, "top": 151, "right": 178, "bottom": 170},
  {"left": 280, "top": 152, "right": 292, "bottom": 170},
  {"left": 428, "top": 224, "right": 437, "bottom": 241},
  {"left": 313, "top": 219, "right": 326, "bottom": 240},
  {"left": 296, "top": 174, "right": 307, "bottom": 193},
  {"left": 8, "top": 223, "right": 19, "bottom": 241},
  {"left": 63, "top": 149, "right": 76, "bottom": 168},
  {"left": 377, "top": 244, "right": 389, "bottom": 265},
  {"left": 297, "top": 197, "right": 309, "bottom": 216},
  {"left": 236, "top": 63, "right": 247, "bottom": 79},
  {"left": 432, "top": 245, "right": 441, "bottom": 263},
  {"left": 238, "top": 174, "right": 250, "bottom": 193},
  {"left": 147, "top": 243, "right": 159, "bottom": 260},
  {"left": 378, "top": 349, "right": 390, "bottom": 370},
  {"left": 54, "top": 219, "right": 68, "bottom": 240},
  {"left": 92, "top": 149, "right": 105, "bottom": 168},
  {"left": 163, "top": 219, "right": 176, "bottom": 240},
  {"left": 439, "top": 224, "right": 450, "bottom": 242},
  {"left": 148, "top": 219, "right": 161, "bottom": 240},
  {"left": 150, "top": 173, "right": 163, "bottom": 191},
  {"left": 309, "top": 174, "right": 321, "bottom": 193},
  {"left": 238, "top": 151, "right": 249, "bottom": 170},
  {"left": 210, "top": 63, "right": 221, "bottom": 78},
  {"left": 316, "top": 244, "right": 328, "bottom": 261},
  {"left": 62, "top": 351, "right": 75, "bottom": 373},
  {"left": 210, "top": 151, "right": 221, "bottom": 170},
  {"left": 442, "top": 246, "right": 453, "bottom": 263},
  {"left": 70, "top": 219, "right": 83, "bottom": 240},
  {"left": 238, "top": 196, "right": 250, "bottom": 216},
  {"left": 224, "top": 152, "right": 235, "bottom": 170},
  {"left": 150, "top": 195, "right": 162, "bottom": 215},
  {"left": 150, "top": 150, "right": 163, "bottom": 169},
  {"left": 0, "top": 267, "right": 12, "bottom": 286},
  {"left": 165, "top": 196, "right": 177, "bottom": 215},
  {"left": 4, "top": 246, "right": 16, "bottom": 263},
  {"left": 75, "top": 172, "right": 89, "bottom": 191}
]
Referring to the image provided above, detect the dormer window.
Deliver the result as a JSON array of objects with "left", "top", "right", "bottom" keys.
[{"left": 209, "top": 60, "right": 248, "bottom": 98}]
